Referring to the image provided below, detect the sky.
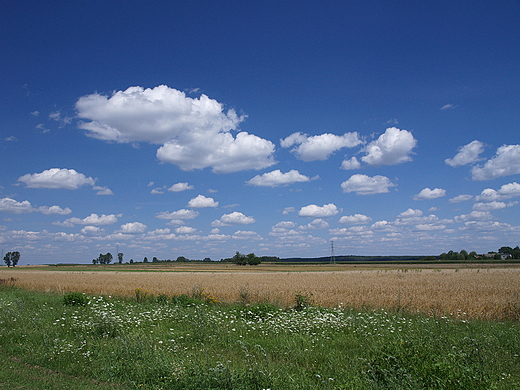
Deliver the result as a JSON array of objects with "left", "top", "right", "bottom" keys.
[{"left": 1, "top": 0, "right": 520, "bottom": 264}]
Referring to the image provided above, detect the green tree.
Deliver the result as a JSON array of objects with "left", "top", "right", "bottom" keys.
[
  {"left": 176, "top": 256, "right": 188, "bottom": 262},
  {"left": 152, "top": 256, "right": 159, "bottom": 263},
  {"left": 97, "top": 253, "right": 113, "bottom": 265},
  {"left": 246, "top": 253, "right": 261, "bottom": 265},
  {"left": 143, "top": 257, "right": 148, "bottom": 263},
  {"left": 118, "top": 252, "right": 124, "bottom": 264},
  {"left": 232, "top": 251, "right": 247, "bottom": 265},
  {"left": 3, "top": 251, "right": 20, "bottom": 267}
]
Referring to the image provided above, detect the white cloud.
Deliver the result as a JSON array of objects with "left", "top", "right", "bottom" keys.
[
  {"left": 300, "top": 218, "right": 329, "bottom": 230},
  {"left": 448, "top": 194, "right": 473, "bottom": 203},
  {"left": 168, "top": 182, "right": 194, "bottom": 192},
  {"left": 156, "top": 209, "right": 199, "bottom": 220},
  {"left": 187, "top": 195, "right": 218, "bottom": 208},
  {"left": 413, "top": 188, "right": 446, "bottom": 200},
  {"left": 59, "top": 213, "right": 121, "bottom": 226},
  {"left": 298, "top": 203, "right": 339, "bottom": 218},
  {"left": 282, "top": 207, "right": 296, "bottom": 215},
  {"left": 455, "top": 211, "right": 495, "bottom": 222},
  {"left": 76, "top": 85, "right": 276, "bottom": 173},
  {"left": 211, "top": 211, "right": 256, "bottom": 226},
  {"left": 445, "top": 140, "right": 485, "bottom": 167},
  {"left": 18, "top": 168, "right": 96, "bottom": 190},
  {"left": 120, "top": 222, "right": 147, "bottom": 233},
  {"left": 471, "top": 144, "right": 520, "bottom": 180},
  {"left": 246, "top": 169, "right": 310, "bottom": 187},
  {"left": 232, "top": 230, "right": 263, "bottom": 240},
  {"left": 0, "top": 198, "right": 35, "bottom": 214},
  {"left": 475, "top": 182, "right": 520, "bottom": 202},
  {"left": 93, "top": 186, "right": 114, "bottom": 195},
  {"left": 0, "top": 198, "right": 72, "bottom": 215},
  {"left": 338, "top": 214, "right": 372, "bottom": 224},
  {"left": 361, "top": 127, "right": 417, "bottom": 166},
  {"left": 398, "top": 208, "right": 423, "bottom": 218},
  {"left": 340, "top": 157, "right": 361, "bottom": 170},
  {"left": 38, "top": 205, "right": 72, "bottom": 215},
  {"left": 440, "top": 104, "right": 457, "bottom": 110},
  {"left": 80, "top": 226, "right": 105, "bottom": 235},
  {"left": 341, "top": 174, "right": 396, "bottom": 195},
  {"left": 280, "top": 132, "right": 362, "bottom": 161},
  {"left": 273, "top": 221, "right": 297, "bottom": 228},
  {"left": 175, "top": 226, "right": 197, "bottom": 234},
  {"left": 472, "top": 201, "right": 508, "bottom": 211}
]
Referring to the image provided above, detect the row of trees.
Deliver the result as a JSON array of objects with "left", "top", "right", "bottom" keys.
[
  {"left": 3, "top": 251, "right": 20, "bottom": 267},
  {"left": 439, "top": 246, "right": 520, "bottom": 260},
  {"left": 230, "top": 252, "right": 261, "bottom": 266}
]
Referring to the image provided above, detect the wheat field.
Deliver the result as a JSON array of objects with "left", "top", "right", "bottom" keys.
[{"left": 2, "top": 265, "right": 520, "bottom": 320}]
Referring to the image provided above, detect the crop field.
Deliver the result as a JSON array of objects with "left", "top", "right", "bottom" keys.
[
  {"left": 3, "top": 264, "right": 520, "bottom": 320},
  {"left": 1, "top": 264, "right": 519, "bottom": 389}
]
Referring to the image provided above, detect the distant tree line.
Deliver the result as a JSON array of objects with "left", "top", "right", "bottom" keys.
[{"left": 439, "top": 246, "right": 520, "bottom": 260}]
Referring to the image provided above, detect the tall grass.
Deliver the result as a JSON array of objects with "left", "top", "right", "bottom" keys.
[{"left": 0, "top": 284, "right": 519, "bottom": 389}]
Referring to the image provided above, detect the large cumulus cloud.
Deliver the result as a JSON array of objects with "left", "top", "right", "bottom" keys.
[{"left": 76, "top": 85, "right": 276, "bottom": 173}]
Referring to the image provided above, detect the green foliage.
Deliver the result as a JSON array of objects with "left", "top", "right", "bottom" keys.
[
  {"left": 63, "top": 292, "right": 89, "bottom": 306},
  {"left": 1, "top": 288, "right": 519, "bottom": 389},
  {"left": 231, "top": 251, "right": 262, "bottom": 265},
  {"left": 294, "top": 291, "right": 313, "bottom": 311},
  {"left": 3, "top": 251, "right": 20, "bottom": 267}
]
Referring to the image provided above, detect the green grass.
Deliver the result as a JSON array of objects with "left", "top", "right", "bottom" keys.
[{"left": 0, "top": 286, "right": 519, "bottom": 389}]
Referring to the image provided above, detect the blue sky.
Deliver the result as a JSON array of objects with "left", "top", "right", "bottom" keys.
[{"left": 1, "top": 0, "right": 520, "bottom": 264}]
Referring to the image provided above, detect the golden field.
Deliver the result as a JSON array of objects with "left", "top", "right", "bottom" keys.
[{"left": 2, "top": 263, "right": 519, "bottom": 320}]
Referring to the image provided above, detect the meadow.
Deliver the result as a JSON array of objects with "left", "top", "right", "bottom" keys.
[{"left": 1, "top": 264, "right": 519, "bottom": 389}]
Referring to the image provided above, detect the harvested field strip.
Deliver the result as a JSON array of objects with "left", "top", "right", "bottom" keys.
[{"left": 2, "top": 267, "right": 520, "bottom": 320}]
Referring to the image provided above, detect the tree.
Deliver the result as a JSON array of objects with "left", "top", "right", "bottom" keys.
[
  {"left": 96, "top": 253, "right": 113, "bottom": 265},
  {"left": 152, "top": 256, "right": 159, "bottom": 263},
  {"left": 3, "top": 251, "right": 20, "bottom": 267},
  {"left": 118, "top": 252, "right": 124, "bottom": 264},
  {"left": 143, "top": 257, "right": 148, "bottom": 263},
  {"left": 176, "top": 256, "right": 188, "bottom": 262},
  {"left": 232, "top": 252, "right": 261, "bottom": 265}
]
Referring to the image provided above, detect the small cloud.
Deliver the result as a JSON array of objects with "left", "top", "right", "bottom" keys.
[
  {"left": 341, "top": 174, "right": 396, "bottom": 195},
  {"left": 298, "top": 203, "right": 339, "bottom": 218},
  {"left": 38, "top": 205, "right": 72, "bottom": 215},
  {"left": 398, "top": 208, "right": 423, "bottom": 218},
  {"left": 18, "top": 168, "right": 96, "bottom": 190},
  {"left": 187, "top": 195, "right": 218, "bottom": 208},
  {"left": 175, "top": 226, "right": 197, "bottom": 234},
  {"left": 361, "top": 127, "right": 417, "bottom": 166},
  {"left": 440, "top": 104, "right": 457, "bottom": 110},
  {"left": 93, "top": 186, "right": 114, "bottom": 195},
  {"left": 246, "top": 169, "right": 310, "bottom": 187},
  {"left": 338, "top": 214, "right": 372, "bottom": 224},
  {"left": 472, "top": 201, "right": 508, "bottom": 211},
  {"left": 280, "top": 131, "right": 362, "bottom": 161},
  {"left": 282, "top": 207, "right": 296, "bottom": 215},
  {"left": 58, "top": 213, "right": 121, "bottom": 227},
  {"left": 156, "top": 209, "right": 199, "bottom": 220},
  {"left": 4, "top": 136, "right": 17, "bottom": 142},
  {"left": 449, "top": 194, "right": 474, "bottom": 203},
  {"left": 445, "top": 140, "right": 485, "bottom": 167},
  {"left": 211, "top": 211, "right": 256, "bottom": 227},
  {"left": 340, "top": 157, "right": 361, "bottom": 170},
  {"left": 413, "top": 188, "right": 446, "bottom": 200},
  {"left": 120, "top": 222, "right": 147, "bottom": 233},
  {"left": 168, "top": 182, "right": 194, "bottom": 192},
  {"left": 30, "top": 111, "right": 40, "bottom": 116},
  {"left": 471, "top": 144, "right": 520, "bottom": 181},
  {"left": 299, "top": 218, "right": 329, "bottom": 230}
]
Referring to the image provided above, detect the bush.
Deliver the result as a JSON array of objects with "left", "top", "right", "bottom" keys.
[{"left": 63, "top": 292, "right": 89, "bottom": 306}]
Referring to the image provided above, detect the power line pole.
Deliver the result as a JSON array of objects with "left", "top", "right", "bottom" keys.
[{"left": 330, "top": 240, "right": 336, "bottom": 264}]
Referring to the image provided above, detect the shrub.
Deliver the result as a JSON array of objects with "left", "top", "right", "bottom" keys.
[{"left": 63, "top": 292, "right": 88, "bottom": 306}]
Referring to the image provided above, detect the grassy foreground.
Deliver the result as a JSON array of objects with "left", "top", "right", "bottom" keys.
[{"left": 0, "top": 286, "right": 519, "bottom": 389}]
